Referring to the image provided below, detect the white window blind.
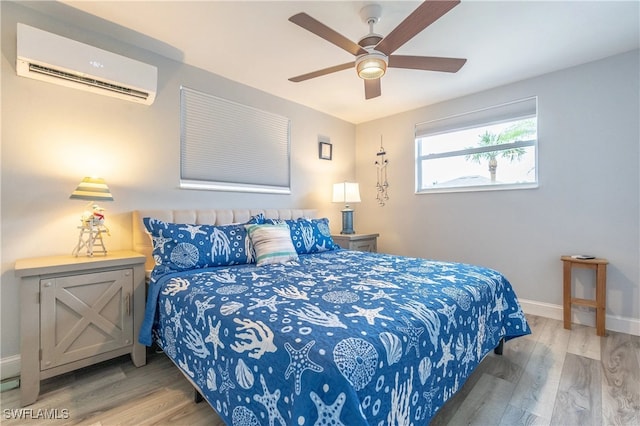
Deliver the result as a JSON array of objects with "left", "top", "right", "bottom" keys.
[
  {"left": 415, "top": 97, "right": 537, "bottom": 137},
  {"left": 180, "top": 86, "right": 291, "bottom": 194}
]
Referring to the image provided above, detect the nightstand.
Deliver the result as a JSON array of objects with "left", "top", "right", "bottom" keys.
[
  {"left": 14, "top": 250, "right": 147, "bottom": 406},
  {"left": 561, "top": 255, "right": 608, "bottom": 336},
  {"left": 332, "top": 233, "right": 379, "bottom": 252}
]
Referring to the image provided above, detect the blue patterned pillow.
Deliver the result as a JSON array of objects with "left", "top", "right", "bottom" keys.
[
  {"left": 264, "top": 217, "right": 339, "bottom": 254},
  {"left": 143, "top": 217, "right": 261, "bottom": 273}
]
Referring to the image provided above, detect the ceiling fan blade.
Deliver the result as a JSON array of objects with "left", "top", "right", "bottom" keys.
[
  {"left": 375, "top": 0, "right": 460, "bottom": 56},
  {"left": 364, "top": 78, "right": 381, "bottom": 100},
  {"left": 289, "top": 13, "right": 367, "bottom": 56},
  {"left": 289, "top": 62, "right": 354, "bottom": 82},
  {"left": 388, "top": 55, "right": 466, "bottom": 73}
]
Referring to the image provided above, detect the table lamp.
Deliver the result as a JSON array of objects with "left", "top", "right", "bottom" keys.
[
  {"left": 332, "top": 182, "right": 361, "bottom": 234},
  {"left": 69, "top": 177, "right": 113, "bottom": 256}
]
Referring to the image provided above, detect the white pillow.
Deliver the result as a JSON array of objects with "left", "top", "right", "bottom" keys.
[{"left": 245, "top": 224, "right": 299, "bottom": 266}]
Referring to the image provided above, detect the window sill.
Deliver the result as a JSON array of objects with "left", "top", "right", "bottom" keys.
[{"left": 416, "top": 182, "right": 539, "bottom": 195}]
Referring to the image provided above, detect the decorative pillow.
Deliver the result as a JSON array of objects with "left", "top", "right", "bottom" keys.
[
  {"left": 143, "top": 216, "right": 262, "bottom": 273},
  {"left": 245, "top": 223, "right": 299, "bottom": 266},
  {"left": 246, "top": 213, "right": 264, "bottom": 224},
  {"left": 264, "top": 217, "right": 339, "bottom": 254}
]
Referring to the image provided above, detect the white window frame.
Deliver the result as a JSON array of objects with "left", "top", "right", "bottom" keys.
[{"left": 415, "top": 97, "right": 538, "bottom": 194}]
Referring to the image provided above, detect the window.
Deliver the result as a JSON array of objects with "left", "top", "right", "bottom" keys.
[
  {"left": 415, "top": 97, "right": 538, "bottom": 193},
  {"left": 180, "top": 86, "right": 290, "bottom": 194}
]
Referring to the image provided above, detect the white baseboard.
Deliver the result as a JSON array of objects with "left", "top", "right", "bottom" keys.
[
  {"left": 0, "top": 354, "right": 20, "bottom": 381},
  {"left": 519, "top": 298, "right": 640, "bottom": 336}
]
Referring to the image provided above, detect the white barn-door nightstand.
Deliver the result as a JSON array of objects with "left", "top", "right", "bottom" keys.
[{"left": 15, "top": 250, "right": 147, "bottom": 406}]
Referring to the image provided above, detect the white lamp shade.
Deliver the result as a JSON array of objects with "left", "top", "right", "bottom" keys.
[{"left": 332, "top": 182, "right": 361, "bottom": 204}]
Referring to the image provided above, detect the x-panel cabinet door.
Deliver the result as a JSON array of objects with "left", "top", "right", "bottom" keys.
[{"left": 40, "top": 269, "right": 134, "bottom": 370}]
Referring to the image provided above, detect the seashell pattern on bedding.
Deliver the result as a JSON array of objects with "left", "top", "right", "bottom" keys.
[{"left": 140, "top": 249, "right": 530, "bottom": 425}]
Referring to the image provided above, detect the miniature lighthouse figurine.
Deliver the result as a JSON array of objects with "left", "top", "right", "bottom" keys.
[{"left": 69, "top": 177, "right": 113, "bottom": 256}]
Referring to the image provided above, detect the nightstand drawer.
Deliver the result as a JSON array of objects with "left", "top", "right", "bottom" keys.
[{"left": 332, "top": 233, "right": 379, "bottom": 252}]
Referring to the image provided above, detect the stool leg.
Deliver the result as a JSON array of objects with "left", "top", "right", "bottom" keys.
[
  {"left": 595, "top": 264, "right": 606, "bottom": 336},
  {"left": 563, "top": 260, "right": 572, "bottom": 330}
]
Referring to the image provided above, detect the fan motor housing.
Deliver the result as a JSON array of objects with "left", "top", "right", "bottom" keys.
[{"left": 358, "top": 34, "right": 383, "bottom": 48}]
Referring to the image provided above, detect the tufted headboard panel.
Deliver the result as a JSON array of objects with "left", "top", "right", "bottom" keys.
[{"left": 132, "top": 208, "right": 317, "bottom": 273}]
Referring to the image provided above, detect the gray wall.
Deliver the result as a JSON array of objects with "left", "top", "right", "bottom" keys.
[
  {"left": 1, "top": 2, "right": 356, "bottom": 366},
  {"left": 355, "top": 50, "right": 640, "bottom": 333}
]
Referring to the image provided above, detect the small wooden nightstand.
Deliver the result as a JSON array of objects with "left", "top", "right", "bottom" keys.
[
  {"left": 14, "top": 250, "right": 147, "bottom": 406},
  {"left": 561, "top": 255, "right": 608, "bottom": 336},
  {"left": 332, "top": 233, "right": 379, "bottom": 252}
]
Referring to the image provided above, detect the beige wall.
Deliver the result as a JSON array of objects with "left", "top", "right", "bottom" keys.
[
  {"left": 355, "top": 50, "right": 640, "bottom": 334},
  {"left": 0, "top": 2, "right": 356, "bottom": 365}
]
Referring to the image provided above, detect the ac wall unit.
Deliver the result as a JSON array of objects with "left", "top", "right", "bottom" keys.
[{"left": 16, "top": 23, "right": 157, "bottom": 105}]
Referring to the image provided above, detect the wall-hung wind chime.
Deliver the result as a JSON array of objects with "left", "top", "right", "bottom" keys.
[{"left": 375, "top": 136, "right": 389, "bottom": 206}]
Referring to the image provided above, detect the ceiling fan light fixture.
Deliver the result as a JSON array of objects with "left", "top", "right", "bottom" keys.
[{"left": 356, "top": 52, "right": 388, "bottom": 80}]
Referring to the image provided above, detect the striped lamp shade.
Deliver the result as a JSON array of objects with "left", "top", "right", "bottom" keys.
[{"left": 69, "top": 177, "right": 114, "bottom": 201}]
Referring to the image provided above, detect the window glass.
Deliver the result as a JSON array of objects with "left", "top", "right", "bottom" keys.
[{"left": 415, "top": 98, "right": 537, "bottom": 193}]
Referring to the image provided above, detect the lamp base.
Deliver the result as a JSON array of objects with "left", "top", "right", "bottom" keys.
[
  {"left": 72, "top": 222, "right": 110, "bottom": 257},
  {"left": 340, "top": 208, "right": 355, "bottom": 235}
]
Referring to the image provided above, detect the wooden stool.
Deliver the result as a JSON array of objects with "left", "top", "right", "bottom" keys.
[{"left": 561, "top": 256, "right": 608, "bottom": 336}]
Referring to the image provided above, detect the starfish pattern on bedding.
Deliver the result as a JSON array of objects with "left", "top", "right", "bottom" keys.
[
  {"left": 150, "top": 230, "right": 172, "bottom": 254},
  {"left": 436, "top": 299, "right": 457, "bottom": 333},
  {"left": 397, "top": 317, "right": 424, "bottom": 357},
  {"left": 461, "top": 333, "right": 476, "bottom": 373},
  {"left": 247, "top": 295, "right": 287, "bottom": 312},
  {"left": 368, "top": 289, "right": 395, "bottom": 301},
  {"left": 195, "top": 296, "right": 216, "bottom": 325},
  {"left": 436, "top": 335, "right": 455, "bottom": 376},
  {"left": 254, "top": 374, "right": 286, "bottom": 426},
  {"left": 284, "top": 340, "right": 324, "bottom": 395},
  {"left": 309, "top": 391, "right": 346, "bottom": 426},
  {"left": 345, "top": 305, "right": 393, "bottom": 325},
  {"left": 322, "top": 274, "right": 341, "bottom": 282},
  {"left": 204, "top": 316, "right": 224, "bottom": 359},
  {"left": 178, "top": 224, "right": 208, "bottom": 239},
  {"left": 169, "top": 308, "right": 183, "bottom": 333},
  {"left": 492, "top": 294, "right": 507, "bottom": 318},
  {"left": 435, "top": 274, "right": 458, "bottom": 283},
  {"left": 217, "top": 360, "right": 235, "bottom": 405}
]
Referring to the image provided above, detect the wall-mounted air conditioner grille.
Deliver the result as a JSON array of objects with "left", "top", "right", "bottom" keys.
[
  {"left": 27, "top": 63, "right": 150, "bottom": 101},
  {"left": 17, "top": 23, "right": 157, "bottom": 105}
]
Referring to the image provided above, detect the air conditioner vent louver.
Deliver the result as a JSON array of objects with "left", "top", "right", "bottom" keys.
[
  {"left": 28, "top": 63, "right": 150, "bottom": 101},
  {"left": 16, "top": 23, "right": 157, "bottom": 105}
]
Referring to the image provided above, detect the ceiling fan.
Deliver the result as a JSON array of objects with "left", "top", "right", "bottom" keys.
[{"left": 288, "top": 0, "right": 466, "bottom": 100}]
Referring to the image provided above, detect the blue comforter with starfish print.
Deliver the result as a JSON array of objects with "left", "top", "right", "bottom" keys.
[{"left": 141, "top": 250, "right": 530, "bottom": 425}]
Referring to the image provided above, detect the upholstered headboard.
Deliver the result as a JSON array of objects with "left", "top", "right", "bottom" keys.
[{"left": 132, "top": 208, "right": 317, "bottom": 273}]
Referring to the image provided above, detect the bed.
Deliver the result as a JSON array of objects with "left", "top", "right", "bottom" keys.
[{"left": 132, "top": 208, "right": 530, "bottom": 425}]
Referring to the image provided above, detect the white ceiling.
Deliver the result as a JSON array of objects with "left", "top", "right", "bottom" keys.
[{"left": 58, "top": 0, "right": 639, "bottom": 124}]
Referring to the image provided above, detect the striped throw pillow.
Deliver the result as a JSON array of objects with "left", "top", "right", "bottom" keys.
[{"left": 245, "top": 223, "right": 299, "bottom": 266}]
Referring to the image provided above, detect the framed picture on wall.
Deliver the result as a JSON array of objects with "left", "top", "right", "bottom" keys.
[{"left": 319, "top": 141, "right": 332, "bottom": 160}]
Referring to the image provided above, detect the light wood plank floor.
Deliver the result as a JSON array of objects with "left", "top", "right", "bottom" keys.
[{"left": 1, "top": 315, "right": 638, "bottom": 425}]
